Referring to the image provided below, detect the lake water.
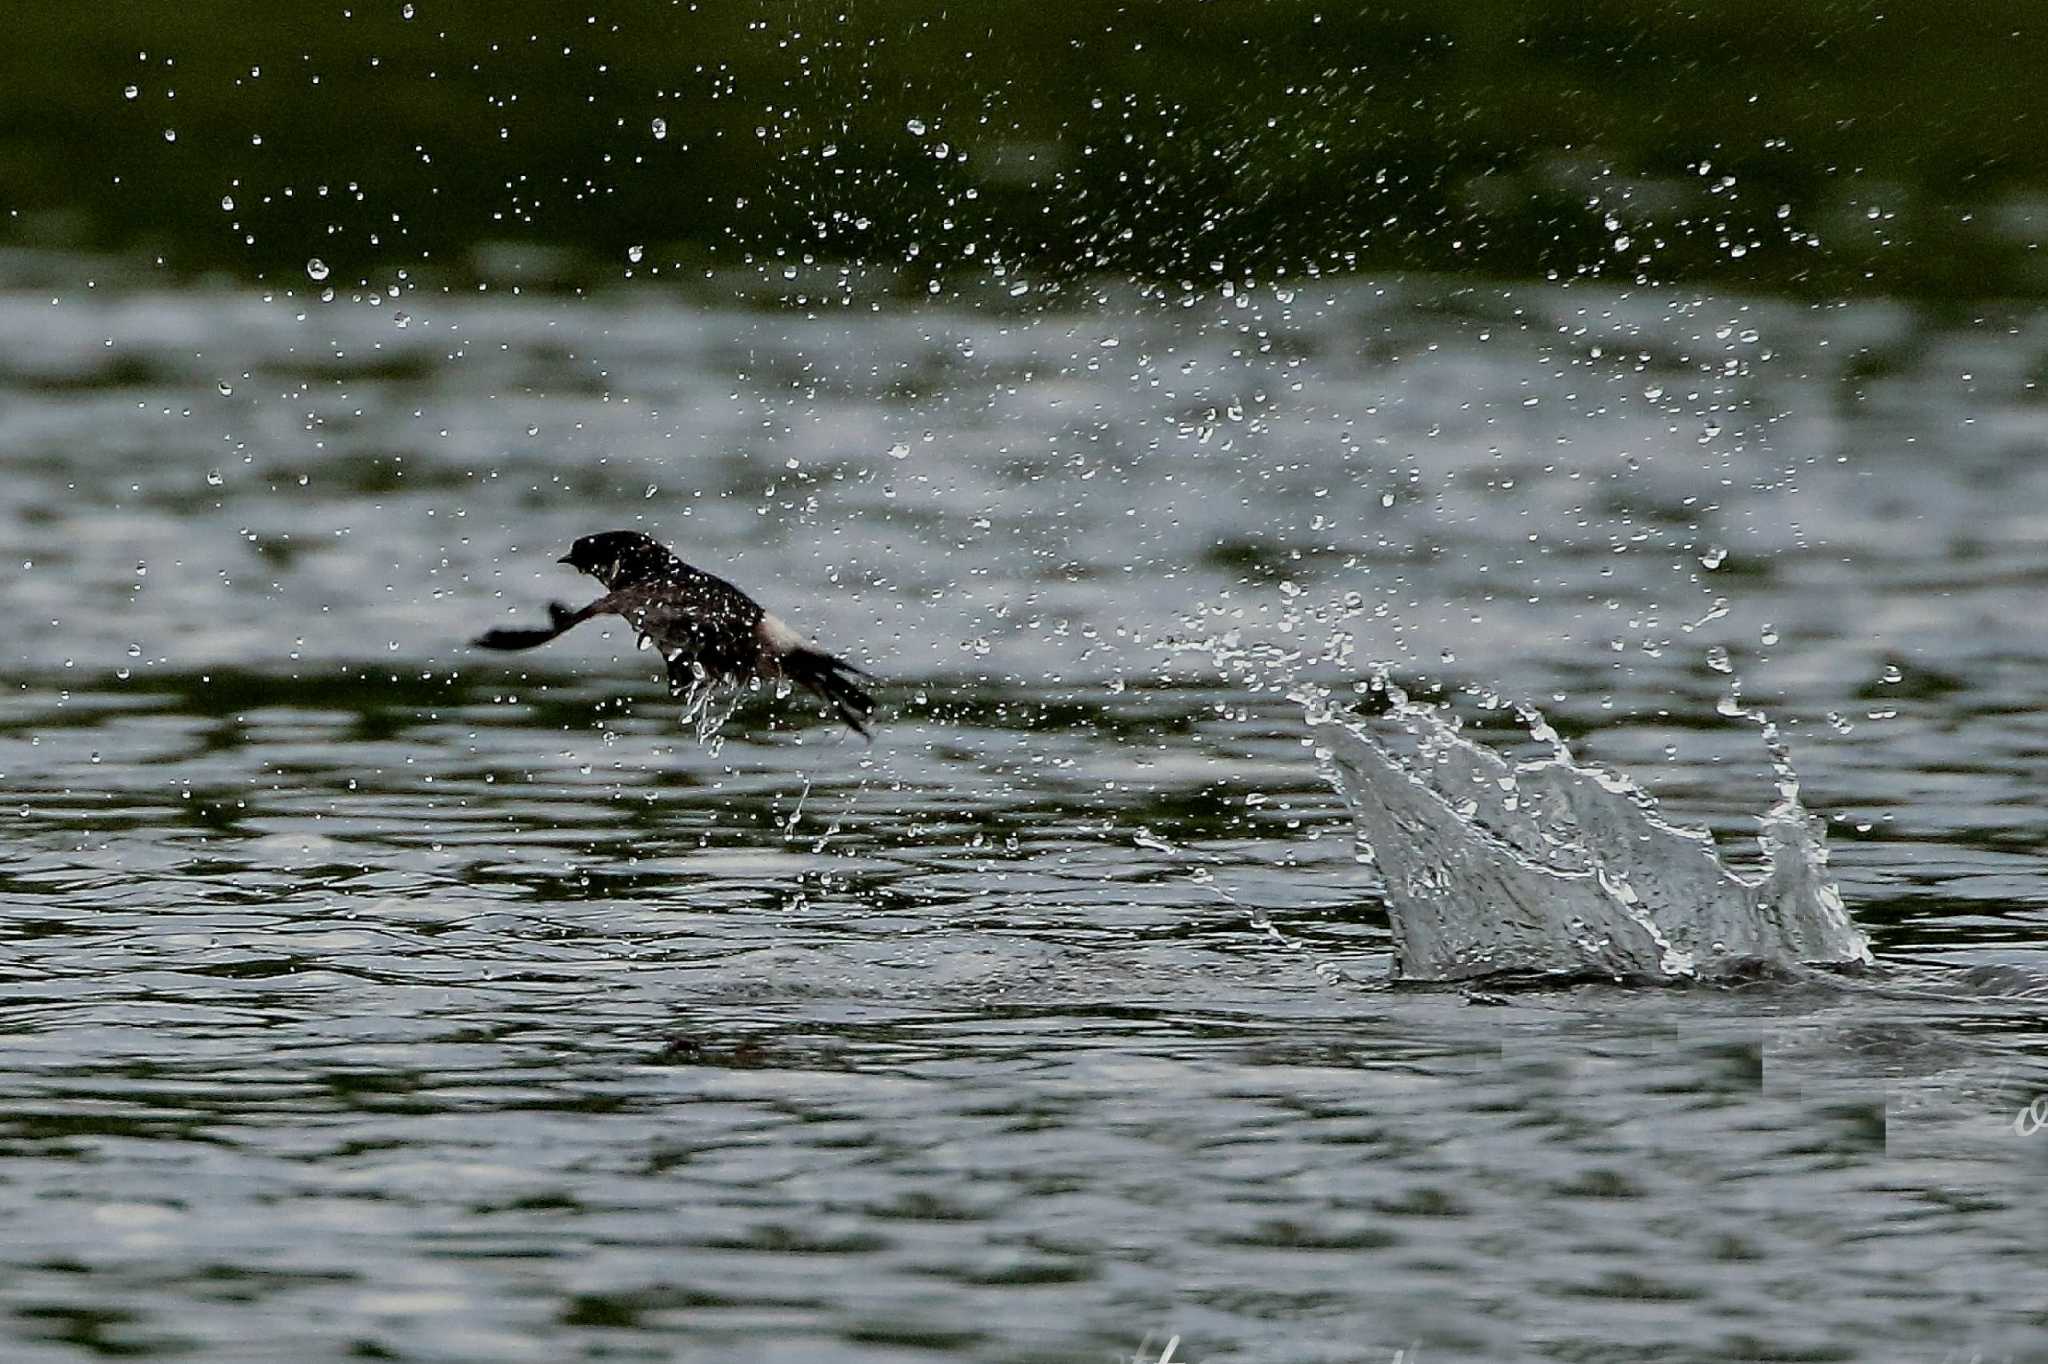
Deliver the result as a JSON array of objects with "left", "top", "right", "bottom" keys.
[{"left": 3, "top": 253, "right": 2046, "bottom": 1361}]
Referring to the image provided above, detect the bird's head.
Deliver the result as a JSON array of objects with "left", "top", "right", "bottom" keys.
[{"left": 559, "top": 530, "right": 684, "bottom": 590}]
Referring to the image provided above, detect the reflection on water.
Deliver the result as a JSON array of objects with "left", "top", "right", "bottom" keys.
[{"left": 2, "top": 257, "right": 2047, "bottom": 1359}]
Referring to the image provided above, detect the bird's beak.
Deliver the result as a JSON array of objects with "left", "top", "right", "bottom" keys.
[{"left": 557, "top": 554, "right": 576, "bottom": 567}]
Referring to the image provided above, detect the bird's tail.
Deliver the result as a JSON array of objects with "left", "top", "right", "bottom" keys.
[
  {"left": 473, "top": 601, "right": 582, "bottom": 651},
  {"left": 783, "top": 646, "right": 877, "bottom": 737}
]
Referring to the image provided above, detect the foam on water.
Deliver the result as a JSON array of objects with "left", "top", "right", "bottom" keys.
[{"left": 1307, "top": 689, "right": 1872, "bottom": 984}]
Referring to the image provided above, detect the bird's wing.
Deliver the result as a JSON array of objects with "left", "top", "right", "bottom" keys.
[{"left": 472, "top": 600, "right": 585, "bottom": 651}]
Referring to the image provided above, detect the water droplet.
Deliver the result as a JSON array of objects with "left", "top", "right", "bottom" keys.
[
  {"left": 1759, "top": 623, "right": 1779, "bottom": 646},
  {"left": 205, "top": 469, "right": 224, "bottom": 486},
  {"left": 887, "top": 442, "right": 910, "bottom": 460},
  {"left": 163, "top": 128, "right": 177, "bottom": 142},
  {"left": 1880, "top": 664, "right": 1902, "bottom": 684},
  {"left": 393, "top": 311, "right": 411, "bottom": 328},
  {"left": 627, "top": 244, "right": 644, "bottom": 263},
  {"left": 651, "top": 117, "right": 667, "bottom": 140},
  {"left": 401, "top": 1, "right": 415, "bottom": 16},
  {"left": 220, "top": 194, "right": 235, "bottom": 212},
  {"left": 124, "top": 85, "right": 139, "bottom": 100},
  {"left": 216, "top": 381, "right": 232, "bottom": 396},
  {"left": 306, "top": 257, "right": 329, "bottom": 281},
  {"left": 905, "top": 117, "right": 926, "bottom": 136},
  {"left": 1699, "top": 545, "right": 1727, "bottom": 569},
  {"left": 644, "top": 484, "right": 658, "bottom": 499},
  {"left": 1705, "top": 645, "right": 1733, "bottom": 674}
]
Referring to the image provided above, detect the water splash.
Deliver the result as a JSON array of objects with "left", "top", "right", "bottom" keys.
[
  {"left": 1306, "top": 684, "right": 1871, "bottom": 983},
  {"left": 661, "top": 648, "right": 746, "bottom": 751}
]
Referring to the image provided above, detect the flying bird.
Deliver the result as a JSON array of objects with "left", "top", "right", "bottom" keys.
[{"left": 472, "top": 530, "right": 877, "bottom": 736}]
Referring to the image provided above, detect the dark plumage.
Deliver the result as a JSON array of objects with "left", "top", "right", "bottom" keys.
[{"left": 472, "top": 530, "right": 877, "bottom": 736}]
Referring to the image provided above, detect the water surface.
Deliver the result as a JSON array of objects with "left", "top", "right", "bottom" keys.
[{"left": 3, "top": 259, "right": 2047, "bottom": 1360}]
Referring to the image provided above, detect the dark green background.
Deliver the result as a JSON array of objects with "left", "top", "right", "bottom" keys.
[{"left": 7, "top": 0, "right": 2044, "bottom": 295}]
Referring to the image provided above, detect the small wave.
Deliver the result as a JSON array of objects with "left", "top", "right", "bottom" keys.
[{"left": 1309, "top": 691, "right": 1872, "bottom": 984}]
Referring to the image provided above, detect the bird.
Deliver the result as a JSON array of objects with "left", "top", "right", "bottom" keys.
[{"left": 471, "top": 530, "right": 877, "bottom": 736}]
